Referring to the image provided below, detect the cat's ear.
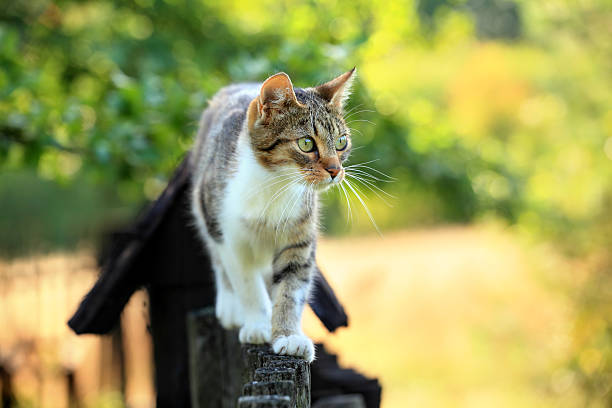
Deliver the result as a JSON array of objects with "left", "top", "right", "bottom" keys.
[
  {"left": 256, "top": 72, "right": 304, "bottom": 121},
  {"left": 315, "top": 67, "right": 356, "bottom": 110}
]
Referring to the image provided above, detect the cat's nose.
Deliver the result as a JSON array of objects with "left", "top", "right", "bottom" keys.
[{"left": 325, "top": 166, "right": 340, "bottom": 179}]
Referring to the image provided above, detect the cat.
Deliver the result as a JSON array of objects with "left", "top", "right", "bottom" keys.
[{"left": 189, "top": 69, "right": 355, "bottom": 362}]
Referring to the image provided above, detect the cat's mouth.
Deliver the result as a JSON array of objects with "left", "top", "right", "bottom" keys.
[
  {"left": 296, "top": 167, "right": 345, "bottom": 191},
  {"left": 310, "top": 169, "right": 344, "bottom": 190},
  {"left": 329, "top": 168, "right": 345, "bottom": 185}
]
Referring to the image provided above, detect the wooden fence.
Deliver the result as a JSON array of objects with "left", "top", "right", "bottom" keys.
[{"left": 187, "top": 307, "right": 366, "bottom": 408}]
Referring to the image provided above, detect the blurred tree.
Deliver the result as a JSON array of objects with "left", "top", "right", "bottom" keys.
[
  {"left": 468, "top": 0, "right": 522, "bottom": 39},
  {"left": 1, "top": 0, "right": 612, "bottom": 401}
]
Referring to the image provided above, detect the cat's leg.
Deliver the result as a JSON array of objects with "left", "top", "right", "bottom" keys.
[
  {"left": 269, "top": 242, "right": 315, "bottom": 362},
  {"left": 218, "top": 246, "right": 272, "bottom": 344},
  {"left": 213, "top": 262, "right": 243, "bottom": 329}
]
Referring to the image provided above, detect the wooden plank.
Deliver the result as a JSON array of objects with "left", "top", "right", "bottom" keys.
[
  {"left": 312, "top": 394, "right": 366, "bottom": 408},
  {"left": 242, "top": 381, "right": 295, "bottom": 405},
  {"left": 237, "top": 395, "right": 291, "bottom": 407},
  {"left": 187, "top": 307, "right": 243, "bottom": 408},
  {"left": 187, "top": 308, "right": 312, "bottom": 408}
]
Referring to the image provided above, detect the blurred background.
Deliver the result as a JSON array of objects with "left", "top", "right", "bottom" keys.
[{"left": 1, "top": 0, "right": 611, "bottom": 406}]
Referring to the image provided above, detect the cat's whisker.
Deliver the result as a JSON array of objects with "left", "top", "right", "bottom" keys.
[
  {"left": 343, "top": 103, "right": 364, "bottom": 117},
  {"left": 345, "top": 164, "right": 396, "bottom": 181},
  {"left": 276, "top": 180, "right": 311, "bottom": 241},
  {"left": 257, "top": 178, "right": 302, "bottom": 224},
  {"left": 265, "top": 178, "right": 301, "bottom": 210},
  {"left": 345, "top": 158, "right": 381, "bottom": 167},
  {"left": 347, "top": 127, "right": 363, "bottom": 137},
  {"left": 244, "top": 170, "right": 303, "bottom": 193},
  {"left": 261, "top": 183, "right": 297, "bottom": 234},
  {"left": 261, "top": 171, "right": 309, "bottom": 187},
  {"left": 286, "top": 182, "right": 312, "bottom": 238},
  {"left": 262, "top": 174, "right": 305, "bottom": 190},
  {"left": 339, "top": 180, "right": 353, "bottom": 224},
  {"left": 258, "top": 180, "right": 299, "bottom": 218},
  {"left": 344, "top": 178, "right": 382, "bottom": 236},
  {"left": 345, "top": 169, "right": 388, "bottom": 182},
  {"left": 244, "top": 173, "right": 303, "bottom": 201},
  {"left": 344, "top": 109, "right": 375, "bottom": 120},
  {"left": 275, "top": 181, "right": 305, "bottom": 239},
  {"left": 346, "top": 119, "right": 376, "bottom": 126},
  {"left": 265, "top": 170, "right": 306, "bottom": 181},
  {"left": 345, "top": 174, "right": 395, "bottom": 207},
  {"left": 345, "top": 168, "right": 395, "bottom": 183},
  {"left": 276, "top": 188, "right": 299, "bottom": 234}
]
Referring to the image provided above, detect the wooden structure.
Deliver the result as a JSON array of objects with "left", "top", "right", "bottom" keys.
[
  {"left": 188, "top": 307, "right": 374, "bottom": 408},
  {"left": 68, "top": 154, "right": 381, "bottom": 407}
]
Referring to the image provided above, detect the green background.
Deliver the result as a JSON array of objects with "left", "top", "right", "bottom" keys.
[{"left": 1, "top": 0, "right": 611, "bottom": 403}]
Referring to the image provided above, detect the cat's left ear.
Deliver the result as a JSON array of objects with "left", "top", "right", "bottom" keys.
[{"left": 315, "top": 67, "right": 356, "bottom": 110}]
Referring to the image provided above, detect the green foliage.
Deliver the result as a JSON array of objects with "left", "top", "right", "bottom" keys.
[
  {"left": 0, "top": 169, "right": 129, "bottom": 257},
  {"left": 1, "top": 0, "right": 612, "bottom": 402}
]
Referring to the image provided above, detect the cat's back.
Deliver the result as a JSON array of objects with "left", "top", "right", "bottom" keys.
[
  {"left": 190, "top": 83, "right": 261, "bottom": 242},
  {"left": 190, "top": 83, "right": 259, "bottom": 171},
  {"left": 197, "top": 83, "right": 259, "bottom": 145}
]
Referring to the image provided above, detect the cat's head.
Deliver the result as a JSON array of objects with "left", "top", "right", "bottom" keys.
[{"left": 247, "top": 69, "right": 356, "bottom": 190}]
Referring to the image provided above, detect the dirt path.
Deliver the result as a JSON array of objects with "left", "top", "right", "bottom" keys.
[{"left": 304, "top": 225, "right": 576, "bottom": 407}]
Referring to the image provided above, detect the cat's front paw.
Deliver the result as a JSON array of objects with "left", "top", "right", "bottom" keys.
[
  {"left": 239, "top": 321, "right": 271, "bottom": 344},
  {"left": 272, "top": 334, "right": 315, "bottom": 363}
]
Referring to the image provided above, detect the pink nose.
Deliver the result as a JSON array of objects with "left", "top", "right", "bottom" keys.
[{"left": 326, "top": 166, "right": 340, "bottom": 179}]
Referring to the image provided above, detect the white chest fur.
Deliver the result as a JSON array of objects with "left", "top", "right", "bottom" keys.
[
  {"left": 213, "top": 136, "right": 311, "bottom": 270},
  {"left": 221, "top": 137, "right": 309, "bottom": 234}
]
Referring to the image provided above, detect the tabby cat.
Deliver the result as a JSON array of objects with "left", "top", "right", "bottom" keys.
[{"left": 190, "top": 69, "right": 356, "bottom": 362}]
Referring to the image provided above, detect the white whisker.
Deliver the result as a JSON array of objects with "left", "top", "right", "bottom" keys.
[
  {"left": 257, "top": 178, "right": 302, "bottom": 224},
  {"left": 344, "top": 109, "right": 375, "bottom": 120},
  {"left": 344, "top": 178, "right": 381, "bottom": 236},
  {"left": 276, "top": 181, "right": 305, "bottom": 239},
  {"left": 346, "top": 119, "right": 376, "bottom": 126},
  {"left": 345, "top": 174, "right": 395, "bottom": 207},
  {"left": 345, "top": 164, "right": 396, "bottom": 180},
  {"left": 244, "top": 173, "right": 302, "bottom": 201},
  {"left": 348, "top": 127, "right": 364, "bottom": 137},
  {"left": 345, "top": 158, "right": 381, "bottom": 167},
  {"left": 339, "top": 181, "right": 353, "bottom": 224},
  {"left": 345, "top": 168, "right": 394, "bottom": 183},
  {"left": 343, "top": 103, "right": 364, "bottom": 117}
]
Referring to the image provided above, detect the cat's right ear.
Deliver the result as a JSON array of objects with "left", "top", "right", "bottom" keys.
[{"left": 249, "top": 72, "right": 304, "bottom": 127}]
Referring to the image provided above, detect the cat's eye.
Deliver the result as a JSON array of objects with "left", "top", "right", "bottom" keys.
[
  {"left": 298, "top": 137, "right": 316, "bottom": 153},
  {"left": 335, "top": 135, "right": 348, "bottom": 151}
]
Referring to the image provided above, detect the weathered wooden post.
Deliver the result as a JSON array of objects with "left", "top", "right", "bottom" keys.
[
  {"left": 187, "top": 307, "right": 244, "bottom": 407},
  {"left": 0, "top": 363, "right": 15, "bottom": 408},
  {"left": 187, "top": 307, "right": 312, "bottom": 408}
]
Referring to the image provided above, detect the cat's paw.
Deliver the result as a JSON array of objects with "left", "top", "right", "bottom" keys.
[
  {"left": 215, "top": 294, "right": 243, "bottom": 329},
  {"left": 272, "top": 334, "right": 315, "bottom": 363},
  {"left": 239, "top": 321, "right": 271, "bottom": 344}
]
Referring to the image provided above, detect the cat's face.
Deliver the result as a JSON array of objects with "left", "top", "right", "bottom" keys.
[{"left": 247, "top": 70, "right": 355, "bottom": 190}]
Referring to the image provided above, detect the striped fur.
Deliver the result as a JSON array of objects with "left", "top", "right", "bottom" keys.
[{"left": 190, "top": 70, "right": 355, "bottom": 362}]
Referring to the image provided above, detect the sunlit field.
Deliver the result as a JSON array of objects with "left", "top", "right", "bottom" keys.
[
  {"left": 1, "top": 224, "right": 583, "bottom": 407},
  {"left": 305, "top": 225, "right": 581, "bottom": 408},
  {"left": 0, "top": 253, "right": 155, "bottom": 408}
]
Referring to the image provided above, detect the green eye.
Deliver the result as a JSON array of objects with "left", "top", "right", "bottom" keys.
[
  {"left": 298, "top": 137, "right": 315, "bottom": 152},
  {"left": 336, "top": 135, "right": 348, "bottom": 151}
]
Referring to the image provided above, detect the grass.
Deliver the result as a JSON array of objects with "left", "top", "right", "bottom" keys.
[
  {"left": 1, "top": 224, "right": 584, "bottom": 407},
  {"left": 304, "top": 224, "right": 581, "bottom": 407}
]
